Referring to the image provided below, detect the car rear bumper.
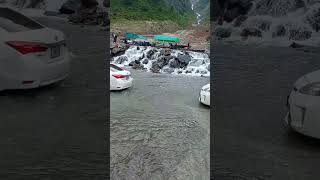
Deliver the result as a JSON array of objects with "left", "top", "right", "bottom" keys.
[
  {"left": 1, "top": 53, "right": 71, "bottom": 90},
  {"left": 111, "top": 78, "right": 133, "bottom": 91}
]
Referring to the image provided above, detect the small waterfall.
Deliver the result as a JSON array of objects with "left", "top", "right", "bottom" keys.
[{"left": 113, "top": 46, "right": 210, "bottom": 77}]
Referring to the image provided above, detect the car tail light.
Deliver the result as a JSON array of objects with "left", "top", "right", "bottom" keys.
[
  {"left": 6, "top": 41, "right": 48, "bottom": 54},
  {"left": 112, "top": 74, "right": 125, "bottom": 79}
]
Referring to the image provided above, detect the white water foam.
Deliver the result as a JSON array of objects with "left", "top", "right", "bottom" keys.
[{"left": 113, "top": 46, "right": 210, "bottom": 77}]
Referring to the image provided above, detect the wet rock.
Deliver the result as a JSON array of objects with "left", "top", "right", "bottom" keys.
[
  {"left": 200, "top": 70, "right": 208, "bottom": 75},
  {"left": 289, "top": 30, "right": 312, "bottom": 41},
  {"left": 138, "top": 54, "right": 145, "bottom": 61},
  {"left": 164, "top": 48, "right": 171, "bottom": 56},
  {"left": 177, "top": 54, "right": 191, "bottom": 64},
  {"left": 214, "top": 27, "right": 232, "bottom": 39},
  {"left": 115, "top": 56, "right": 128, "bottom": 64},
  {"left": 257, "top": 21, "right": 271, "bottom": 31},
  {"left": 185, "top": 70, "right": 193, "bottom": 74},
  {"left": 163, "top": 68, "right": 175, "bottom": 74},
  {"left": 60, "top": 0, "right": 81, "bottom": 14},
  {"left": 272, "top": 25, "right": 286, "bottom": 37},
  {"left": 240, "top": 28, "right": 262, "bottom": 38},
  {"left": 169, "top": 58, "right": 180, "bottom": 68},
  {"left": 129, "top": 60, "right": 140, "bottom": 67},
  {"left": 142, "top": 59, "right": 149, "bottom": 64},
  {"left": 233, "top": 15, "right": 248, "bottom": 27},
  {"left": 151, "top": 62, "right": 161, "bottom": 73},
  {"left": 156, "top": 56, "right": 170, "bottom": 68},
  {"left": 289, "top": 42, "right": 304, "bottom": 48},
  {"left": 111, "top": 44, "right": 129, "bottom": 57},
  {"left": 132, "top": 63, "right": 144, "bottom": 70},
  {"left": 146, "top": 49, "right": 156, "bottom": 59}
]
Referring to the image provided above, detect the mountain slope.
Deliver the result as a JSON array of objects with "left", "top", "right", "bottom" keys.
[{"left": 110, "top": 0, "right": 195, "bottom": 27}]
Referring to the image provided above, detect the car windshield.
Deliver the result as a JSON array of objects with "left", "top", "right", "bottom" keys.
[
  {"left": 110, "top": 64, "right": 123, "bottom": 72},
  {"left": 0, "top": 8, "right": 44, "bottom": 32}
]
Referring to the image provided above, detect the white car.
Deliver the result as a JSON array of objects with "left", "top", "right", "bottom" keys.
[
  {"left": 110, "top": 64, "right": 133, "bottom": 91},
  {"left": 285, "top": 70, "right": 320, "bottom": 138},
  {"left": 199, "top": 83, "right": 210, "bottom": 106},
  {"left": 0, "top": 7, "right": 71, "bottom": 91}
]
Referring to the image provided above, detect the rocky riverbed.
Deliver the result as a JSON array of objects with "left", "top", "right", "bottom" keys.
[{"left": 112, "top": 46, "right": 210, "bottom": 77}]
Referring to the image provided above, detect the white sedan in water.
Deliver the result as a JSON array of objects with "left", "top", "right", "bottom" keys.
[
  {"left": 285, "top": 70, "right": 320, "bottom": 138},
  {"left": 110, "top": 64, "right": 133, "bottom": 91},
  {"left": 199, "top": 83, "right": 210, "bottom": 106},
  {"left": 0, "top": 7, "right": 71, "bottom": 91}
]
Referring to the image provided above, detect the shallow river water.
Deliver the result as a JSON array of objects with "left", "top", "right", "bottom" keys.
[{"left": 111, "top": 70, "right": 210, "bottom": 180}]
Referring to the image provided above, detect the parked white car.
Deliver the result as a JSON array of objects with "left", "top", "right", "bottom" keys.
[
  {"left": 199, "top": 83, "right": 210, "bottom": 106},
  {"left": 110, "top": 63, "right": 133, "bottom": 91},
  {"left": 0, "top": 7, "right": 71, "bottom": 91},
  {"left": 285, "top": 70, "right": 320, "bottom": 138}
]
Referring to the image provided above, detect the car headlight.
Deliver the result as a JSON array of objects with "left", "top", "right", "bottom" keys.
[{"left": 299, "top": 82, "right": 320, "bottom": 96}]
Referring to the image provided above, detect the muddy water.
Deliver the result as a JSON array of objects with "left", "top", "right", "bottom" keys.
[
  {"left": 213, "top": 43, "right": 320, "bottom": 179},
  {"left": 111, "top": 70, "right": 210, "bottom": 180},
  {"left": 0, "top": 18, "right": 107, "bottom": 178}
]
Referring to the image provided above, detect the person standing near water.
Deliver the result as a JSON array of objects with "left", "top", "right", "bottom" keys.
[{"left": 113, "top": 33, "right": 118, "bottom": 43}]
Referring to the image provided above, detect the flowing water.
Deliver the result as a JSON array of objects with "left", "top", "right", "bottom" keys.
[
  {"left": 213, "top": 43, "right": 320, "bottom": 179},
  {"left": 110, "top": 70, "right": 210, "bottom": 180},
  {"left": 113, "top": 46, "right": 210, "bottom": 77}
]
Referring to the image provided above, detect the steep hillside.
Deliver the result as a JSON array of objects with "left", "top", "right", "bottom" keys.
[{"left": 110, "top": 0, "right": 195, "bottom": 27}]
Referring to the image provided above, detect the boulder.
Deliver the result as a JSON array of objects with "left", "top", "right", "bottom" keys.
[
  {"left": 240, "top": 28, "right": 262, "bottom": 38},
  {"left": 146, "top": 49, "right": 156, "bottom": 59},
  {"left": 177, "top": 54, "right": 192, "bottom": 64},
  {"left": 164, "top": 48, "right": 171, "bottom": 56},
  {"left": 214, "top": 27, "right": 232, "bottom": 39},
  {"left": 233, "top": 15, "right": 248, "bottom": 27},
  {"left": 272, "top": 25, "right": 286, "bottom": 37},
  {"left": 114, "top": 56, "right": 128, "bottom": 64},
  {"left": 151, "top": 62, "right": 161, "bottom": 73},
  {"left": 169, "top": 58, "right": 180, "bottom": 68},
  {"left": 142, "top": 59, "right": 149, "bottom": 64},
  {"left": 156, "top": 56, "right": 170, "bottom": 68},
  {"left": 289, "top": 30, "right": 312, "bottom": 41},
  {"left": 59, "top": 0, "right": 81, "bottom": 14},
  {"left": 132, "top": 63, "right": 144, "bottom": 70}
]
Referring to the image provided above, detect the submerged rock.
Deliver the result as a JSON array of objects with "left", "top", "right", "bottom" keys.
[{"left": 240, "top": 28, "right": 262, "bottom": 38}]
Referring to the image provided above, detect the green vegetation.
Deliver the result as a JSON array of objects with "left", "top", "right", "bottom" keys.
[{"left": 110, "top": 0, "right": 196, "bottom": 28}]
